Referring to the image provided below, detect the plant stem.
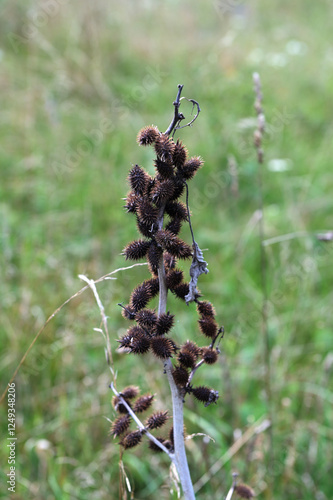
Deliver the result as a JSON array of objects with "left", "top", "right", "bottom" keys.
[
  {"left": 157, "top": 238, "right": 195, "bottom": 499},
  {"left": 253, "top": 72, "right": 274, "bottom": 486},
  {"left": 152, "top": 83, "right": 197, "bottom": 498},
  {"left": 164, "top": 84, "right": 185, "bottom": 136}
]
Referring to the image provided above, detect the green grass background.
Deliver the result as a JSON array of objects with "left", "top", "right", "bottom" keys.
[{"left": 1, "top": 0, "right": 333, "bottom": 498}]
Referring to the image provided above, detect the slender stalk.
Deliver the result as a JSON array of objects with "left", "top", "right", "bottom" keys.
[
  {"left": 164, "top": 84, "right": 200, "bottom": 137},
  {"left": 165, "top": 359, "right": 195, "bottom": 500},
  {"left": 164, "top": 84, "right": 185, "bottom": 136},
  {"left": 225, "top": 473, "right": 238, "bottom": 500},
  {"left": 158, "top": 257, "right": 195, "bottom": 500},
  {"left": 253, "top": 72, "right": 274, "bottom": 484},
  {"left": 157, "top": 202, "right": 195, "bottom": 498}
]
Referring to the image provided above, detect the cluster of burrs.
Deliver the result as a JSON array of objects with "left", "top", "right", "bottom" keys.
[
  {"left": 110, "top": 386, "right": 172, "bottom": 452},
  {"left": 114, "top": 123, "right": 223, "bottom": 450}
]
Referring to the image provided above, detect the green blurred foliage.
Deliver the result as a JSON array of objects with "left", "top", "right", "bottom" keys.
[{"left": 0, "top": 0, "right": 333, "bottom": 498}]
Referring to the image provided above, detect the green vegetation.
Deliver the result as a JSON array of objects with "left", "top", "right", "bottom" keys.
[{"left": 1, "top": 1, "right": 332, "bottom": 498}]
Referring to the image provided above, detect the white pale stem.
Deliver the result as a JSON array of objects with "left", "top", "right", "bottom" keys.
[{"left": 158, "top": 257, "right": 195, "bottom": 500}]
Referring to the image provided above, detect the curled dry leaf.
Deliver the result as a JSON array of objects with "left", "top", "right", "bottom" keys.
[{"left": 185, "top": 241, "right": 208, "bottom": 304}]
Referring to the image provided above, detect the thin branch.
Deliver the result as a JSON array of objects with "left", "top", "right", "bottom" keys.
[
  {"left": 185, "top": 181, "right": 195, "bottom": 244},
  {"left": 164, "top": 85, "right": 201, "bottom": 137},
  {"left": 263, "top": 229, "right": 333, "bottom": 246},
  {"left": 177, "top": 97, "right": 201, "bottom": 131},
  {"left": 156, "top": 192, "right": 195, "bottom": 500},
  {"left": 225, "top": 473, "right": 239, "bottom": 500},
  {"left": 225, "top": 484, "right": 235, "bottom": 500},
  {"left": 253, "top": 72, "right": 274, "bottom": 477},
  {"left": 164, "top": 84, "right": 185, "bottom": 136},
  {"left": 79, "top": 274, "right": 114, "bottom": 373},
  {"left": 110, "top": 383, "right": 175, "bottom": 459}
]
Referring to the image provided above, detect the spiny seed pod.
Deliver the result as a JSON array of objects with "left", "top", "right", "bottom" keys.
[
  {"left": 171, "top": 174, "right": 185, "bottom": 200},
  {"left": 146, "top": 176, "right": 156, "bottom": 197},
  {"left": 120, "top": 430, "right": 143, "bottom": 449},
  {"left": 177, "top": 350, "right": 196, "bottom": 369},
  {"left": 117, "top": 333, "right": 133, "bottom": 350},
  {"left": 172, "top": 365, "right": 189, "bottom": 387},
  {"left": 181, "top": 156, "right": 204, "bottom": 180},
  {"left": 192, "top": 386, "right": 219, "bottom": 407},
  {"left": 127, "top": 325, "right": 145, "bottom": 337},
  {"left": 172, "top": 282, "right": 190, "bottom": 301},
  {"left": 129, "top": 331, "right": 151, "bottom": 354},
  {"left": 155, "top": 230, "right": 192, "bottom": 259},
  {"left": 120, "top": 386, "right": 140, "bottom": 400},
  {"left": 154, "top": 312, "right": 174, "bottom": 335},
  {"left": 144, "top": 277, "right": 159, "bottom": 298},
  {"left": 121, "top": 304, "right": 136, "bottom": 320},
  {"left": 201, "top": 347, "right": 218, "bottom": 365},
  {"left": 145, "top": 411, "right": 169, "bottom": 430},
  {"left": 112, "top": 395, "right": 131, "bottom": 414},
  {"left": 123, "top": 239, "right": 151, "bottom": 261},
  {"left": 151, "top": 179, "right": 175, "bottom": 206},
  {"left": 149, "top": 437, "right": 169, "bottom": 453},
  {"left": 154, "top": 158, "right": 174, "bottom": 179},
  {"left": 181, "top": 340, "right": 201, "bottom": 357},
  {"left": 166, "top": 268, "right": 184, "bottom": 289},
  {"left": 110, "top": 414, "right": 131, "bottom": 437},
  {"left": 128, "top": 164, "right": 149, "bottom": 195},
  {"left": 130, "top": 282, "right": 152, "bottom": 311},
  {"left": 154, "top": 133, "right": 175, "bottom": 163},
  {"left": 117, "top": 331, "right": 149, "bottom": 354},
  {"left": 196, "top": 301, "right": 216, "bottom": 318},
  {"left": 137, "top": 200, "right": 159, "bottom": 227},
  {"left": 125, "top": 325, "right": 148, "bottom": 340},
  {"left": 133, "top": 394, "right": 154, "bottom": 413},
  {"left": 165, "top": 201, "right": 188, "bottom": 221},
  {"left": 150, "top": 336, "right": 177, "bottom": 359},
  {"left": 165, "top": 217, "right": 183, "bottom": 235},
  {"left": 198, "top": 316, "right": 218, "bottom": 338},
  {"left": 235, "top": 484, "right": 255, "bottom": 499},
  {"left": 123, "top": 191, "right": 141, "bottom": 213},
  {"left": 136, "top": 216, "right": 156, "bottom": 238},
  {"left": 172, "top": 139, "right": 188, "bottom": 168},
  {"left": 178, "top": 341, "right": 200, "bottom": 368},
  {"left": 135, "top": 309, "right": 157, "bottom": 328},
  {"left": 137, "top": 125, "right": 159, "bottom": 146},
  {"left": 164, "top": 252, "right": 177, "bottom": 270},
  {"left": 147, "top": 242, "right": 163, "bottom": 275}
]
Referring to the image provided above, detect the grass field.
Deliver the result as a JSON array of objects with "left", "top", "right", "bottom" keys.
[{"left": 1, "top": 1, "right": 333, "bottom": 498}]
